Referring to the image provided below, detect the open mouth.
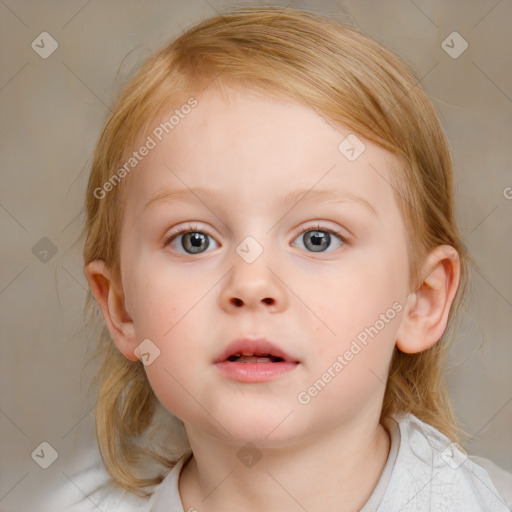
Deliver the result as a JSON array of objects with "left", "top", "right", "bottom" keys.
[
  {"left": 216, "top": 352, "right": 299, "bottom": 382},
  {"left": 213, "top": 337, "right": 300, "bottom": 382},
  {"left": 214, "top": 337, "right": 299, "bottom": 365}
]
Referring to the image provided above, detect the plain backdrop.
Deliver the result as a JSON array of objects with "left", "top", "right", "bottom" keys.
[{"left": 1, "top": 1, "right": 511, "bottom": 511}]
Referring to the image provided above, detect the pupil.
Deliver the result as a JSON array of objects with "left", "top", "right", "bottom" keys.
[
  {"left": 190, "top": 233, "right": 203, "bottom": 247},
  {"left": 184, "top": 232, "right": 208, "bottom": 253},
  {"left": 306, "top": 231, "right": 330, "bottom": 252}
]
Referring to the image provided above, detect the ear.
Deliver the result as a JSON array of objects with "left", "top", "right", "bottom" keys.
[
  {"left": 84, "top": 260, "right": 139, "bottom": 361},
  {"left": 395, "top": 245, "right": 460, "bottom": 354}
]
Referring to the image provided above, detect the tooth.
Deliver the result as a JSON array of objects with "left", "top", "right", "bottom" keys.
[{"left": 237, "top": 356, "right": 273, "bottom": 363}]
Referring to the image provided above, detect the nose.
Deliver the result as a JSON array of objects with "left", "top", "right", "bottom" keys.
[{"left": 219, "top": 245, "right": 288, "bottom": 313}]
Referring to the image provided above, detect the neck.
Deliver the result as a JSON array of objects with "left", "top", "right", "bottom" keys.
[{"left": 178, "top": 414, "right": 391, "bottom": 512}]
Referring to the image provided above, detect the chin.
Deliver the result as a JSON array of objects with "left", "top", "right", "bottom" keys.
[{"left": 215, "top": 411, "right": 306, "bottom": 448}]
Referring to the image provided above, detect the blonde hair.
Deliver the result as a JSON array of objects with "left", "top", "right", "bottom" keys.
[{"left": 82, "top": 6, "right": 472, "bottom": 497}]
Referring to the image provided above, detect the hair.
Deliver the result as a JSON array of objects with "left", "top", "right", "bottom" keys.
[{"left": 82, "top": 5, "right": 473, "bottom": 497}]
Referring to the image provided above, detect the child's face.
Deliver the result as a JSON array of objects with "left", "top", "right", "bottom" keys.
[{"left": 117, "top": 86, "right": 411, "bottom": 445}]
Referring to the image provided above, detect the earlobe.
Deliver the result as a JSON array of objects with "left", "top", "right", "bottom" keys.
[
  {"left": 395, "top": 245, "right": 460, "bottom": 354},
  {"left": 84, "top": 260, "right": 139, "bottom": 361}
]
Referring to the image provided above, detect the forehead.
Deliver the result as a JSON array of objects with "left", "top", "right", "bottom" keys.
[{"left": 124, "top": 86, "right": 402, "bottom": 220}]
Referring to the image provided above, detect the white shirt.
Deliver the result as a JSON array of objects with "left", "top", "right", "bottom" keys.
[{"left": 45, "top": 413, "right": 512, "bottom": 511}]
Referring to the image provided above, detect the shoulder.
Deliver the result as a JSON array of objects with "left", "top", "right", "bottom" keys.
[
  {"left": 379, "top": 413, "right": 512, "bottom": 512},
  {"left": 39, "top": 461, "right": 156, "bottom": 511},
  {"left": 469, "top": 455, "right": 512, "bottom": 508}
]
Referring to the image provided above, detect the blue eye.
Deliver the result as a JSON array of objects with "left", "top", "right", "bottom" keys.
[
  {"left": 292, "top": 224, "right": 346, "bottom": 253},
  {"left": 164, "top": 224, "right": 219, "bottom": 255},
  {"left": 164, "top": 223, "right": 346, "bottom": 255}
]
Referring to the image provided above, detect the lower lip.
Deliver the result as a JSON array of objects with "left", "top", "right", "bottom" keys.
[{"left": 214, "top": 361, "right": 299, "bottom": 383}]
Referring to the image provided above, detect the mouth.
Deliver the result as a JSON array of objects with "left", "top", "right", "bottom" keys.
[
  {"left": 226, "top": 353, "right": 285, "bottom": 363},
  {"left": 213, "top": 337, "right": 299, "bottom": 364},
  {"left": 213, "top": 337, "right": 300, "bottom": 383}
]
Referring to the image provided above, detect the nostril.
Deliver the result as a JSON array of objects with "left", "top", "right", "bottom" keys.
[{"left": 229, "top": 297, "right": 274, "bottom": 307}]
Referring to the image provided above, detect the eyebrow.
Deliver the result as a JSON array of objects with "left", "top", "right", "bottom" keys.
[{"left": 145, "top": 187, "right": 377, "bottom": 216}]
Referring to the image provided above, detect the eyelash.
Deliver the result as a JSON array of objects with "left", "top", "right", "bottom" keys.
[
  {"left": 163, "top": 223, "right": 206, "bottom": 245},
  {"left": 163, "top": 222, "right": 348, "bottom": 250},
  {"left": 296, "top": 222, "right": 347, "bottom": 243}
]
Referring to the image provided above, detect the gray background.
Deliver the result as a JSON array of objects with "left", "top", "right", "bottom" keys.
[{"left": 1, "top": 1, "right": 511, "bottom": 510}]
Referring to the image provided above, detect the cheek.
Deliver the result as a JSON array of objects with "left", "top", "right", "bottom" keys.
[
  {"left": 139, "top": 320, "right": 205, "bottom": 420},
  {"left": 305, "top": 249, "right": 406, "bottom": 376},
  {"left": 127, "top": 256, "right": 207, "bottom": 359},
  {"left": 322, "top": 260, "right": 403, "bottom": 332},
  {"left": 143, "top": 364, "right": 195, "bottom": 421},
  {"left": 126, "top": 254, "right": 192, "bottom": 336},
  {"left": 305, "top": 276, "right": 402, "bottom": 412}
]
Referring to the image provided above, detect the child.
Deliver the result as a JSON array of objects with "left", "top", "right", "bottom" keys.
[{"left": 66, "top": 5, "right": 511, "bottom": 511}]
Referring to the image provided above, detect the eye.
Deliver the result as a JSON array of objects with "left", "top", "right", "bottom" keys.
[
  {"left": 164, "top": 222, "right": 346, "bottom": 255},
  {"left": 292, "top": 223, "right": 346, "bottom": 253},
  {"left": 164, "top": 224, "right": 219, "bottom": 255}
]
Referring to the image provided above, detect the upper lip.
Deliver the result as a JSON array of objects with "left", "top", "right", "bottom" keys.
[{"left": 213, "top": 337, "right": 300, "bottom": 364}]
